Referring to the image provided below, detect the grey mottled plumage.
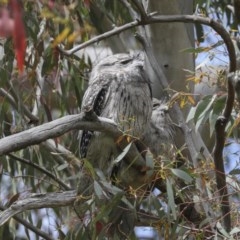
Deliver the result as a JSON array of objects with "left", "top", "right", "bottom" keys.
[
  {"left": 115, "top": 98, "right": 175, "bottom": 188},
  {"left": 76, "top": 57, "right": 174, "bottom": 236},
  {"left": 142, "top": 98, "right": 174, "bottom": 157},
  {"left": 79, "top": 53, "right": 152, "bottom": 175}
]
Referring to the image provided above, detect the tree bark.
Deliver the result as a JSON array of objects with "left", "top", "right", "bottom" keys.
[{"left": 145, "top": 0, "right": 194, "bottom": 97}]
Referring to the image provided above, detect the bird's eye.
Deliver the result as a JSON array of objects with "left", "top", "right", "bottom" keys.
[
  {"left": 153, "top": 103, "right": 160, "bottom": 108},
  {"left": 120, "top": 59, "right": 132, "bottom": 64}
]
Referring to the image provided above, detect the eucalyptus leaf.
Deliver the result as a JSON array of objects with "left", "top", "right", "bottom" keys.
[
  {"left": 171, "top": 168, "right": 193, "bottom": 184},
  {"left": 94, "top": 180, "right": 104, "bottom": 199},
  {"left": 113, "top": 142, "right": 132, "bottom": 164},
  {"left": 186, "top": 105, "right": 197, "bottom": 123},
  {"left": 216, "top": 222, "right": 231, "bottom": 238},
  {"left": 229, "top": 168, "right": 240, "bottom": 175},
  {"left": 56, "top": 163, "right": 69, "bottom": 171},
  {"left": 230, "top": 227, "right": 240, "bottom": 235},
  {"left": 195, "top": 95, "right": 217, "bottom": 132},
  {"left": 166, "top": 178, "right": 176, "bottom": 220},
  {"left": 194, "top": 95, "right": 213, "bottom": 123}
]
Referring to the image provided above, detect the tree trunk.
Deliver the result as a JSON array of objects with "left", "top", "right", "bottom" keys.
[{"left": 145, "top": 0, "right": 194, "bottom": 97}]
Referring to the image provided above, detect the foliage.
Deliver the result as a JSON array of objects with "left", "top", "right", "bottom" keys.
[{"left": 0, "top": 0, "right": 240, "bottom": 239}]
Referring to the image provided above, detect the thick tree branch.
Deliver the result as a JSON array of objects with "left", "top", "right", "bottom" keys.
[
  {"left": 0, "top": 112, "right": 146, "bottom": 169},
  {"left": 0, "top": 112, "right": 116, "bottom": 155},
  {"left": 0, "top": 191, "right": 76, "bottom": 226}
]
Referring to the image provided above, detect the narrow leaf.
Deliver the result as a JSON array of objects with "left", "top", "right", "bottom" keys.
[
  {"left": 186, "top": 105, "right": 197, "bottom": 123},
  {"left": 56, "top": 163, "right": 69, "bottom": 171},
  {"left": 229, "top": 168, "right": 240, "bottom": 175},
  {"left": 171, "top": 168, "right": 193, "bottom": 184},
  {"left": 166, "top": 178, "right": 176, "bottom": 220},
  {"left": 216, "top": 222, "right": 231, "bottom": 238},
  {"left": 113, "top": 142, "right": 132, "bottom": 164},
  {"left": 52, "top": 27, "right": 71, "bottom": 47},
  {"left": 94, "top": 180, "right": 104, "bottom": 199},
  {"left": 230, "top": 227, "right": 240, "bottom": 235}
]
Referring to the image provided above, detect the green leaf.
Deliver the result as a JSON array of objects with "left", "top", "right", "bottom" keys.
[
  {"left": 121, "top": 195, "right": 134, "bottom": 210},
  {"left": 230, "top": 227, "right": 240, "bottom": 235},
  {"left": 199, "top": 217, "right": 212, "bottom": 228},
  {"left": 56, "top": 163, "right": 69, "bottom": 171},
  {"left": 171, "top": 168, "right": 193, "bottom": 184},
  {"left": 186, "top": 105, "right": 197, "bottom": 123},
  {"left": 229, "top": 168, "right": 240, "bottom": 175},
  {"left": 216, "top": 222, "right": 231, "bottom": 238},
  {"left": 209, "top": 96, "right": 226, "bottom": 136},
  {"left": 212, "top": 96, "right": 226, "bottom": 114},
  {"left": 84, "top": 158, "right": 96, "bottom": 177},
  {"left": 100, "top": 180, "right": 123, "bottom": 195},
  {"left": 145, "top": 151, "right": 154, "bottom": 177},
  {"left": 181, "top": 46, "right": 208, "bottom": 53},
  {"left": 94, "top": 180, "right": 104, "bottom": 199},
  {"left": 194, "top": 95, "right": 212, "bottom": 123},
  {"left": 208, "top": 110, "right": 218, "bottom": 137},
  {"left": 166, "top": 178, "right": 176, "bottom": 220},
  {"left": 113, "top": 142, "right": 132, "bottom": 164},
  {"left": 93, "top": 192, "right": 123, "bottom": 223},
  {"left": 195, "top": 95, "right": 217, "bottom": 131}
]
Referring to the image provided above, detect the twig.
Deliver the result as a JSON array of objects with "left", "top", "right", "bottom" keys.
[
  {"left": 41, "top": 139, "right": 81, "bottom": 169},
  {"left": 120, "top": 0, "right": 138, "bottom": 20},
  {"left": 58, "top": 14, "right": 236, "bottom": 70},
  {"left": 0, "top": 205, "right": 54, "bottom": 240},
  {"left": 7, "top": 153, "right": 71, "bottom": 190},
  {"left": 0, "top": 88, "right": 39, "bottom": 123},
  {"left": 130, "top": 0, "right": 148, "bottom": 20}
]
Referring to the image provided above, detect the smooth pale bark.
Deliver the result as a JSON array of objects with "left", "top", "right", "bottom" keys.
[
  {"left": 143, "top": 1, "right": 195, "bottom": 156},
  {"left": 145, "top": 0, "right": 194, "bottom": 97}
]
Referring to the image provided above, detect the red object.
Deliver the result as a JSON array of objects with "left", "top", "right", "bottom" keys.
[
  {"left": 48, "top": 0, "right": 55, "bottom": 9},
  {"left": 9, "top": 0, "right": 26, "bottom": 74},
  {"left": 84, "top": 0, "right": 91, "bottom": 8},
  {"left": 0, "top": 8, "right": 14, "bottom": 37},
  {"left": 95, "top": 221, "right": 103, "bottom": 234}
]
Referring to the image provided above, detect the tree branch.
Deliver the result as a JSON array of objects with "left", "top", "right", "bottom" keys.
[
  {"left": 129, "top": 0, "right": 148, "bottom": 20},
  {"left": 58, "top": 14, "right": 236, "bottom": 73},
  {"left": 7, "top": 153, "right": 72, "bottom": 190},
  {"left": 0, "top": 112, "right": 146, "bottom": 169},
  {"left": 0, "top": 191, "right": 76, "bottom": 226},
  {"left": 41, "top": 139, "right": 81, "bottom": 169},
  {"left": 0, "top": 88, "right": 39, "bottom": 123},
  {"left": 0, "top": 112, "right": 116, "bottom": 155},
  {"left": 5, "top": 13, "right": 238, "bottom": 231},
  {"left": 0, "top": 205, "right": 54, "bottom": 240}
]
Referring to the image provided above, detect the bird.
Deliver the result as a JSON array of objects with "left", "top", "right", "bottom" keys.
[
  {"left": 114, "top": 97, "right": 175, "bottom": 190},
  {"left": 76, "top": 53, "right": 153, "bottom": 236},
  {"left": 76, "top": 56, "right": 178, "bottom": 236},
  {"left": 142, "top": 97, "right": 174, "bottom": 157},
  {"left": 79, "top": 52, "right": 152, "bottom": 181}
]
